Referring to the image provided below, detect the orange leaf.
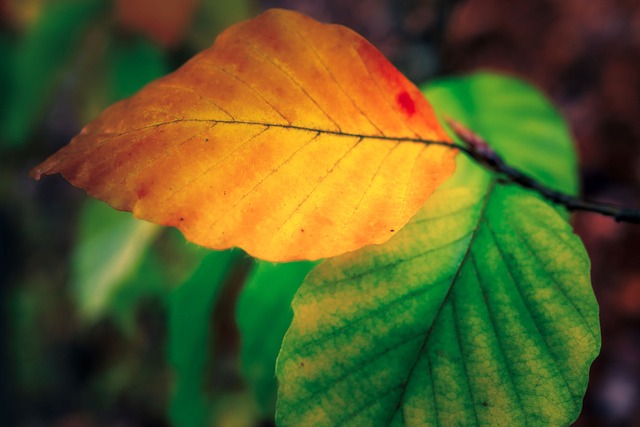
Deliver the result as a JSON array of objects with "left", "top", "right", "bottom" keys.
[{"left": 31, "top": 9, "right": 457, "bottom": 262}]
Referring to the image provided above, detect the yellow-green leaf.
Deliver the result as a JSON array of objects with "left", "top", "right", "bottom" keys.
[{"left": 276, "top": 73, "right": 600, "bottom": 426}]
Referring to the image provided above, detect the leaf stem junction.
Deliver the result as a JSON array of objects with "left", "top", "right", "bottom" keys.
[{"left": 444, "top": 118, "right": 640, "bottom": 224}]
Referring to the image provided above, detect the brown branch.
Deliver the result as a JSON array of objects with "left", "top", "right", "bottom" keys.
[{"left": 445, "top": 118, "right": 640, "bottom": 224}]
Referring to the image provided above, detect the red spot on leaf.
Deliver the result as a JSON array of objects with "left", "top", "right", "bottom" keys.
[
  {"left": 137, "top": 187, "right": 148, "bottom": 199},
  {"left": 397, "top": 92, "right": 415, "bottom": 116}
]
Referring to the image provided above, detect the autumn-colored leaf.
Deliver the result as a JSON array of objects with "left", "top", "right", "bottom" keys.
[
  {"left": 115, "top": 0, "right": 199, "bottom": 48},
  {"left": 31, "top": 9, "right": 457, "bottom": 262}
]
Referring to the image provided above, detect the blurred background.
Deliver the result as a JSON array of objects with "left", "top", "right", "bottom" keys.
[{"left": 1, "top": 0, "right": 640, "bottom": 425}]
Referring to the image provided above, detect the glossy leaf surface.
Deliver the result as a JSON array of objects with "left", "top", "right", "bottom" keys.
[
  {"left": 31, "top": 9, "right": 456, "bottom": 262},
  {"left": 276, "top": 73, "right": 600, "bottom": 426}
]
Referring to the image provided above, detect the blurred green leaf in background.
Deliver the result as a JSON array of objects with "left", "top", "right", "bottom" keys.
[
  {"left": 2, "top": 0, "right": 107, "bottom": 147},
  {"left": 237, "top": 260, "right": 318, "bottom": 417},
  {"left": 72, "top": 200, "right": 161, "bottom": 323},
  {"left": 2, "top": 1, "right": 259, "bottom": 425},
  {"left": 168, "top": 250, "right": 241, "bottom": 427}
]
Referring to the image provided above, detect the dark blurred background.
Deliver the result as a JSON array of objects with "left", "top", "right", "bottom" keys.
[{"left": 1, "top": 0, "right": 639, "bottom": 425}]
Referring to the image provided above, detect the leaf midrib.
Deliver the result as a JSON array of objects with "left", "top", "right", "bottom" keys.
[
  {"left": 103, "top": 118, "right": 456, "bottom": 148},
  {"left": 386, "top": 177, "right": 498, "bottom": 426}
]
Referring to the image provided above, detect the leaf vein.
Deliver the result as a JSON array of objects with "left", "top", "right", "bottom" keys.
[
  {"left": 316, "top": 230, "right": 473, "bottom": 292},
  {"left": 398, "top": 144, "right": 427, "bottom": 223},
  {"left": 274, "top": 137, "right": 363, "bottom": 233},
  {"left": 483, "top": 218, "right": 578, "bottom": 403},
  {"left": 292, "top": 276, "right": 452, "bottom": 356},
  {"left": 289, "top": 23, "right": 385, "bottom": 136},
  {"left": 205, "top": 131, "right": 322, "bottom": 233},
  {"left": 469, "top": 251, "right": 526, "bottom": 421},
  {"left": 385, "top": 180, "right": 497, "bottom": 425},
  {"left": 410, "top": 197, "right": 480, "bottom": 224},
  {"left": 450, "top": 293, "right": 481, "bottom": 425},
  {"left": 351, "top": 45, "right": 421, "bottom": 138},
  {"left": 155, "top": 82, "right": 236, "bottom": 120},
  {"left": 158, "top": 125, "right": 270, "bottom": 209},
  {"left": 209, "top": 61, "right": 292, "bottom": 125},
  {"left": 427, "top": 351, "right": 440, "bottom": 427},
  {"left": 243, "top": 40, "right": 343, "bottom": 132},
  {"left": 291, "top": 331, "right": 424, "bottom": 408},
  {"left": 335, "top": 382, "right": 404, "bottom": 426},
  {"left": 338, "top": 141, "right": 401, "bottom": 237},
  {"left": 517, "top": 227, "right": 596, "bottom": 341},
  {"left": 119, "top": 123, "right": 218, "bottom": 194}
]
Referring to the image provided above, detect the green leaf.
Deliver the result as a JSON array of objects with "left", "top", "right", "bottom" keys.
[
  {"left": 0, "top": 34, "right": 14, "bottom": 129},
  {"left": 237, "top": 260, "right": 318, "bottom": 416},
  {"left": 187, "top": 0, "right": 255, "bottom": 51},
  {"left": 78, "top": 34, "right": 170, "bottom": 145},
  {"left": 108, "top": 36, "right": 169, "bottom": 102},
  {"left": 2, "top": 0, "right": 106, "bottom": 147},
  {"left": 72, "top": 199, "right": 160, "bottom": 321},
  {"left": 168, "top": 249, "right": 241, "bottom": 427},
  {"left": 426, "top": 72, "right": 579, "bottom": 196},
  {"left": 105, "top": 228, "right": 209, "bottom": 332},
  {"left": 72, "top": 202, "right": 211, "bottom": 333},
  {"left": 276, "top": 72, "right": 600, "bottom": 426}
]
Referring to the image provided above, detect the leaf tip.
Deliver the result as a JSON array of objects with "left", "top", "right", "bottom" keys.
[
  {"left": 30, "top": 156, "right": 60, "bottom": 181},
  {"left": 29, "top": 165, "right": 45, "bottom": 181}
]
